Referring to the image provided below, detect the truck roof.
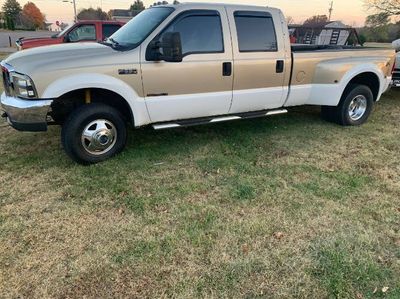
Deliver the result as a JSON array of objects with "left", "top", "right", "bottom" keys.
[
  {"left": 157, "top": 2, "right": 281, "bottom": 13},
  {"left": 75, "top": 20, "right": 125, "bottom": 25}
]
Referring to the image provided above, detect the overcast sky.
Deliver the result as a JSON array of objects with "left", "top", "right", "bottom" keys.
[{"left": 0, "top": 0, "right": 369, "bottom": 26}]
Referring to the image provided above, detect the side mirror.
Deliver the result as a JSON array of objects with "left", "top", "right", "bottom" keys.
[
  {"left": 64, "top": 35, "right": 71, "bottom": 43},
  {"left": 146, "top": 32, "right": 183, "bottom": 63}
]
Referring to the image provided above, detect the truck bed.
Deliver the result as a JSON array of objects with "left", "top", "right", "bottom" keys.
[{"left": 291, "top": 44, "right": 391, "bottom": 52}]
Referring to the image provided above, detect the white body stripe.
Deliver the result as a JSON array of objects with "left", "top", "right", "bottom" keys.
[
  {"left": 145, "top": 91, "right": 232, "bottom": 123},
  {"left": 229, "top": 87, "right": 288, "bottom": 114}
]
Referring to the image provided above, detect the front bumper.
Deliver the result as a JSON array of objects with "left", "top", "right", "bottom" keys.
[
  {"left": 1, "top": 92, "right": 53, "bottom": 132},
  {"left": 392, "top": 69, "right": 400, "bottom": 87}
]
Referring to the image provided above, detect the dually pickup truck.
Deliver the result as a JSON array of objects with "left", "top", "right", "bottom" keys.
[{"left": 0, "top": 3, "right": 396, "bottom": 164}]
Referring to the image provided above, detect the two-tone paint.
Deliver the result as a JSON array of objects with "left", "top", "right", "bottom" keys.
[{"left": 1, "top": 3, "right": 396, "bottom": 131}]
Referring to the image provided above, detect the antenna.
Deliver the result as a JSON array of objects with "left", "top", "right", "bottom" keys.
[{"left": 328, "top": 1, "right": 334, "bottom": 21}]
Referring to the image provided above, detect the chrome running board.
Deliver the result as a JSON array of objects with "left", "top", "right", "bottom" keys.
[{"left": 152, "top": 108, "right": 288, "bottom": 130}]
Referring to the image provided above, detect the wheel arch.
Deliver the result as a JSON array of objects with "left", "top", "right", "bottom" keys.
[
  {"left": 42, "top": 73, "right": 151, "bottom": 126},
  {"left": 344, "top": 72, "right": 380, "bottom": 102},
  {"left": 51, "top": 88, "right": 135, "bottom": 125},
  {"left": 339, "top": 64, "right": 385, "bottom": 103}
]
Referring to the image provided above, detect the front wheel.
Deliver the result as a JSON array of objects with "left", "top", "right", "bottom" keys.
[
  {"left": 61, "top": 103, "right": 127, "bottom": 164},
  {"left": 321, "top": 84, "right": 374, "bottom": 126}
]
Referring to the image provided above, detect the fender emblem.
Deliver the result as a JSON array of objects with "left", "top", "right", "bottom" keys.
[{"left": 118, "top": 69, "right": 138, "bottom": 75}]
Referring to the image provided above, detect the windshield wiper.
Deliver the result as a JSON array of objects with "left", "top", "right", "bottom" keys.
[
  {"left": 100, "top": 37, "right": 123, "bottom": 50},
  {"left": 108, "top": 38, "right": 120, "bottom": 47}
]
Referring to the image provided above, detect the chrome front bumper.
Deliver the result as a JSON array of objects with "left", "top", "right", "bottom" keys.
[{"left": 1, "top": 92, "right": 53, "bottom": 131}]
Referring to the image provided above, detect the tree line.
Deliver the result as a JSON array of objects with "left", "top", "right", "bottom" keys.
[
  {"left": 359, "top": 0, "right": 400, "bottom": 43},
  {"left": 1, "top": 0, "right": 45, "bottom": 30},
  {"left": 2, "top": 0, "right": 399, "bottom": 43}
]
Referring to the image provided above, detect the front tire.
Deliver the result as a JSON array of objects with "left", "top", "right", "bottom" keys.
[
  {"left": 61, "top": 103, "right": 127, "bottom": 164},
  {"left": 321, "top": 84, "right": 374, "bottom": 126}
]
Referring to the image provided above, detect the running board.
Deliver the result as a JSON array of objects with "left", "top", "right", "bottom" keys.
[{"left": 152, "top": 109, "right": 288, "bottom": 130}]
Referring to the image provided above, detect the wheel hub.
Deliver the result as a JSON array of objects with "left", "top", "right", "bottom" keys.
[
  {"left": 348, "top": 95, "right": 367, "bottom": 121},
  {"left": 81, "top": 119, "right": 117, "bottom": 155}
]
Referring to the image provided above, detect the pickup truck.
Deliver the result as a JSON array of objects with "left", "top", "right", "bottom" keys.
[
  {"left": 15, "top": 20, "right": 125, "bottom": 50},
  {"left": 1, "top": 3, "right": 395, "bottom": 164},
  {"left": 391, "top": 39, "right": 400, "bottom": 86}
]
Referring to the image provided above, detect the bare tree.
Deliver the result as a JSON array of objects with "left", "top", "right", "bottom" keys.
[
  {"left": 303, "top": 15, "right": 329, "bottom": 28},
  {"left": 286, "top": 16, "right": 295, "bottom": 25},
  {"left": 364, "top": 0, "right": 400, "bottom": 16},
  {"left": 77, "top": 7, "right": 108, "bottom": 20}
]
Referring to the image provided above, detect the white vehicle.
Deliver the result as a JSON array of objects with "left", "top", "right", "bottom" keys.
[
  {"left": 1, "top": 3, "right": 396, "bottom": 164},
  {"left": 392, "top": 39, "right": 400, "bottom": 86}
]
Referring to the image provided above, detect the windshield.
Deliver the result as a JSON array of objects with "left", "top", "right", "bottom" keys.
[
  {"left": 108, "top": 7, "right": 174, "bottom": 50},
  {"left": 55, "top": 23, "right": 74, "bottom": 38}
]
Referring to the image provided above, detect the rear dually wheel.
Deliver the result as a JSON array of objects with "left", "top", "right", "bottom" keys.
[{"left": 321, "top": 84, "right": 374, "bottom": 126}]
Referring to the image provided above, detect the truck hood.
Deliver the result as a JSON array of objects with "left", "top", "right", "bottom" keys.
[
  {"left": 4, "top": 42, "right": 117, "bottom": 75},
  {"left": 19, "top": 36, "right": 56, "bottom": 44}
]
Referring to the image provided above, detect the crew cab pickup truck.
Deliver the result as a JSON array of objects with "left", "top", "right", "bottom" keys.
[
  {"left": 16, "top": 20, "right": 125, "bottom": 50},
  {"left": 1, "top": 3, "right": 395, "bottom": 164}
]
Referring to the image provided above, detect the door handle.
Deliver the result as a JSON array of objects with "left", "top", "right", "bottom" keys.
[
  {"left": 276, "top": 60, "right": 284, "bottom": 73},
  {"left": 223, "top": 62, "right": 232, "bottom": 76}
]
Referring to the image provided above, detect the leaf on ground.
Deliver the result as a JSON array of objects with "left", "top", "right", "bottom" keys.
[
  {"left": 382, "top": 286, "right": 389, "bottom": 293},
  {"left": 273, "top": 232, "right": 284, "bottom": 240},
  {"left": 241, "top": 243, "right": 249, "bottom": 255}
]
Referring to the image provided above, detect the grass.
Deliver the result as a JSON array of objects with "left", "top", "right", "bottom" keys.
[{"left": 0, "top": 52, "right": 399, "bottom": 298}]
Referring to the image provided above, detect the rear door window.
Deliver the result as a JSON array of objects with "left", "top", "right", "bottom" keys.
[{"left": 234, "top": 11, "right": 278, "bottom": 52}]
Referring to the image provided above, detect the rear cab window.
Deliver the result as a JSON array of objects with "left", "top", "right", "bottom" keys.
[
  {"left": 234, "top": 11, "right": 278, "bottom": 52},
  {"left": 102, "top": 24, "right": 122, "bottom": 39}
]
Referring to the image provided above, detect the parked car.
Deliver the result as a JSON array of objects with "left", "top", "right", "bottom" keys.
[
  {"left": 15, "top": 20, "right": 125, "bottom": 50},
  {"left": 1, "top": 3, "right": 396, "bottom": 164},
  {"left": 391, "top": 39, "right": 400, "bottom": 86}
]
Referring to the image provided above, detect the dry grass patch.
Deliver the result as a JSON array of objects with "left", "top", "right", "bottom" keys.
[{"left": 0, "top": 50, "right": 399, "bottom": 297}]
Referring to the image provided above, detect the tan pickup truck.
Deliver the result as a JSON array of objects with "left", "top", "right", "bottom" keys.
[{"left": 1, "top": 3, "right": 395, "bottom": 164}]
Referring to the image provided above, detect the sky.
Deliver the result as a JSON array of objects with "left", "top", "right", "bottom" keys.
[{"left": 0, "top": 0, "right": 370, "bottom": 26}]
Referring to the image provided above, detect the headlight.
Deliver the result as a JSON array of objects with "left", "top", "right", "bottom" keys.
[{"left": 10, "top": 72, "right": 37, "bottom": 99}]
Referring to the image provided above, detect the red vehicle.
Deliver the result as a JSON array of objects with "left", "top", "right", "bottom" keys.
[{"left": 16, "top": 20, "right": 125, "bottom": 50}]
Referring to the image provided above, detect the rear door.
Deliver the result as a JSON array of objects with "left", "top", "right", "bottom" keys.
[
  {"left": 226, "top": 7, "right": 290, "bottom": 113},
  {"left": 141, "top": 7, "right": 233, "bottom": 123}
]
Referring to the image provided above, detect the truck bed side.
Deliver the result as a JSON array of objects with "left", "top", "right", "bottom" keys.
[{"left": 285, "top": 48, "right": 395, "bottom": 107}]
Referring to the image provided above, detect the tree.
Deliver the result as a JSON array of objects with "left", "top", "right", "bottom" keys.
[
  {"left": 20, "top": 2, "right": 45, "bottom": 29},
  {"left": 130, "top": 0, "right": 145, "bottom": 11},
  {"left": 286, "top": 16, "right": 295, "bottom": 25},
  {"left": 365, "top": 12, "right": 390, "bottom": 27},
  {"left": 303, "top": 15, "right": 329, "bottom": 28},
  {"left": 2, "top": 0, "right": 21, "bottom": 29},
  {"left": 364, "top": 0, "right": 400, "bottom": 16},
  {"left": 360, "top": 13, "right": 391, "bottom": 42},
  {"left": 77, "top": 7, "right": 108, "bottom": 20}
]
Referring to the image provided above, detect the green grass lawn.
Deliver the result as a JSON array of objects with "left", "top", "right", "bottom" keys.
[{"left": 0, "top": 53, "right": 399, "bottom": 297}]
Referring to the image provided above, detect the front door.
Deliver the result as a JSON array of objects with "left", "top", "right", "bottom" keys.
[
  {"left": 226, "top": 7, "right": 290, "bottom": 113},
  {"left": 141, "top": 8, "right": 233, "bottom": 123}
]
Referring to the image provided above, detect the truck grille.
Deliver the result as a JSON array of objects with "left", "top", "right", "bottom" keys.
[
  {"left": 1, "top": 65, "right": 12, "bottom": 96},
  {"left": 393, "top": 68, "right": 400, "bottom": 80}
]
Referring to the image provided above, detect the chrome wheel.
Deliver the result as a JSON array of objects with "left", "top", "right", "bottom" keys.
[
  {"left": 348, "top": 95, "right": 367, "bottom": 121},
  {"left": 81, "top": 119, "right": 117, "bottom": 155}
]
